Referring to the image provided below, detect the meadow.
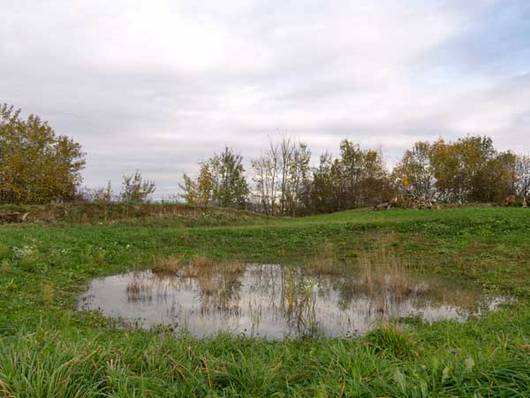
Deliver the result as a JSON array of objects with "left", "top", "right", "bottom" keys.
[{"left": 0, "top": 206, "right": 529, "bottom": 397}]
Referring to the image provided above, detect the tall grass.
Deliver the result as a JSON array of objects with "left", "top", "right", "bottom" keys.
[{"left": 1, "top": 321, "right": 529, "bottom": 397}]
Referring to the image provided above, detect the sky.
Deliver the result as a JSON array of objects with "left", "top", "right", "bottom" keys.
[{"left": 1, "top": 0, "right": 530, "bottom": 198}]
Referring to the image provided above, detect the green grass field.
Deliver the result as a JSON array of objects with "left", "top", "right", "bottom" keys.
[{"left": 1, "top": 207, "right": 529, "bottom": 397}]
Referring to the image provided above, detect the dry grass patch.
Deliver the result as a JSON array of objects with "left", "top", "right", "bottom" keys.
[
  {"left": 151, "top": 256, "right": 182, "bottom": 275},
  {"left": 180, "top": 256, "right": 244, "bottom": 277}
]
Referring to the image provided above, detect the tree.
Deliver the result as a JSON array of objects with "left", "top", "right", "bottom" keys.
[
  {"left": 0, "top": 103, "right": 85, "bottom": 204},
  {"left": 355, "top": 148, "right": 390, "bottom": 206},
  {"left": 252, "top": 138, "right": 312, "bottom": 216},
  {"left": 429, "top": 136, "right": 516, "bottom": 203},
  {"left": 515, "top": 155, "right": 530, "bottom": 206},
  {"left": 181, "top": 147, "right": 249, "bottom": 209},
  {"left": 307, "top": 140, "right": 390, "bottom": 211},
  {"left": 251, "top": 142, "right": 280, "bottom": 215},
  {"left": 477, "top": 151, "right": 517, "bottom": 203},
  {"left": 180, "top": 162, "right": 214, "bottom": 206},
  {"left": 180, "top": 174, "right": 199, "bottom": 205},
  {"left": 337, "top": 140, "right": 364, "bottom": 208},
  {"left": 120, "top": 171, "right": 156, "bottom": 203},
  {"left": 211, "top": 147, "right": 249, "bottom": 209},
  {"left": 307, "top": 153, "right": 337, "bottom": 214},
  {"left": 392, "top": 141, "right": 435, "bottom": 200},
  {"left": 284, "top": 142, "right": 311, "bottom": 215}
]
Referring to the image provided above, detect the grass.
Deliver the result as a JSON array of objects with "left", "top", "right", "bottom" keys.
[
  {"left": 0, "top": 206, "right": 529, "bottom": 396},
  {"left": 0, "top": 202, "right": 268, "bottom": 226}
]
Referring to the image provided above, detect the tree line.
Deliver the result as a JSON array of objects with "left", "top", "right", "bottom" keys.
[
  {"left": 1, "top": 103, "right": 529, "bottom": 212},
  {"left": 181, "top": 136, "right": 530, "bottom": 214}
]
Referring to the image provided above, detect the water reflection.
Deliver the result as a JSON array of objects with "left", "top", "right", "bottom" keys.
[{"left": 78, "top": 263, "right": 507, "bottom": 339}]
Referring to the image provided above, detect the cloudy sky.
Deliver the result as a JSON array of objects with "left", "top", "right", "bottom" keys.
[{"left": 2, "top": 0, "right": 530, "bottom": 197}]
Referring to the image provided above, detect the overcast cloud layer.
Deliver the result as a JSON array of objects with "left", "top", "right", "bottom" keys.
[{"left": 2, "top": 0, "right": 530, "bottom": 197}]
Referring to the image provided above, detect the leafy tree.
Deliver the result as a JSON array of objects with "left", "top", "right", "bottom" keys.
[
  {"left": 430, "top": 136, "right": 516, "bottom": 202},
  {"left": 211, "top": 147, "right": 249, "bottom": 209},
  {"left": 181, "top": 147, "right": 249, "bottom": 209},
  {"left": 307, "top": 140, "right": 390, "bottom": 212},
  {"left": 196, "top": 162, "right": 214, "bottom": 206},
  {"left": 393, "top": 142, "right": 435, "bottom": 200},
  {"left": 120, "top": 171, "right": 156, "bottom": 203},
  {"left": 0, "top": 103, "right": 85, "bottom": 204},
  {"left": 476, "top": 151, "right": 517, "bottom": 203},
  {"left": 180, "top": 162, "right": 214, "bottom": 206},
  {"left": 180, "top": 174, "right": 199, "bottom": 205},
  {"left": 355, "top": 147, "right": 390, "bottom": 206},
  {"left": 307, "top": 153, "right": 337, "bottom": 213}
]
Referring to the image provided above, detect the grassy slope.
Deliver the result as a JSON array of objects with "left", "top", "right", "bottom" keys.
[
  {"left": 0, "top": 202, "right": 268, "bottom": 226},
  {"left": 0, "top": 207, "right": 529, "bottom": 397}
]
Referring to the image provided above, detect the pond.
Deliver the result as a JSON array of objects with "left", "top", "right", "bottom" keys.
[{"left": 78, "top": 262, "right": 507, "bottom": 339}]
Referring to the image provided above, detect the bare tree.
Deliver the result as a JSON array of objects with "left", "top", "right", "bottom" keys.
[
  {"left": 252, "top": 142, "right": 280, "bottom": 215},
  {"left": 516, "top": 154, "right": 530, "bottom": 207},
  {"left": 120, "top": 171, "right": 156, "bottom": 203},
  {"left": 252, "top": 138, "right": 311, "bottom": 216},
  {"left": 279, "top": 138, "right": 295, "bottom": 214}
]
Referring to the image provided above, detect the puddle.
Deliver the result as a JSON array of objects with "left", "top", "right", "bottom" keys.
[{"left": 78, "top": 263, "right": 507, "bottom": 339}]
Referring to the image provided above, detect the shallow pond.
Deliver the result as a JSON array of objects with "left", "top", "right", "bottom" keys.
[{"left": 78, "top": 263, "right": 506, "bottom": 339}]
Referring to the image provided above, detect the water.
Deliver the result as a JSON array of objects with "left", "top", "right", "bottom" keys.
[{"left": 78, "top": 263, "right": 507, "bottom": 339}]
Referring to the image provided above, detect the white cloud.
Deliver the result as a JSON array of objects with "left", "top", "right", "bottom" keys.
[{"left": 1, "top": 0, "right": 529, "bottom": 197}]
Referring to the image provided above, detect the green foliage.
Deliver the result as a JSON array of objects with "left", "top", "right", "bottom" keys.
[
  {"left": 306, "top": 140, "right": 392, "bottom": 213},
  {"left": 393, "top": 141, "right": 435, "bottom": 199},
  {"left": 211, "top": 147, "right": 249, "bottom": 209},
  {"left": 182, "top": 147, "right": 249, "bottom": 209},
  {"left": 0, "top": 103, "right": 85, "bottom": 204},
  {"left": 180, "top": 162, "right": 214, "bottom": 207},
  {"left": 429, "top": 136, "right": 516, "bottom": 202},
  {"left": 393, "top": 135, "right": 523, "bottom": 204}
]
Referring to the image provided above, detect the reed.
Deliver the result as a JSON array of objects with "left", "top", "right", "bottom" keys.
[
  {"left": 151, "top": 256, "right": 182, "bottom": 275},
  {"left": 126, "top": 274, "right": 153, "bottom": 302},
  {"left": 357, "top": 248, "right": 426, "bottom": 298}
]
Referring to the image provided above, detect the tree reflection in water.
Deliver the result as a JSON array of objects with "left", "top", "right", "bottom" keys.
[{"left": 79, "top": 260, "right": 509, "bottom": 339}]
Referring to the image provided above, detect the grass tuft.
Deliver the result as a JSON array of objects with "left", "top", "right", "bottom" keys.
[{"left": 365, "top": 324, "right": 418, "bottom": 359}]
